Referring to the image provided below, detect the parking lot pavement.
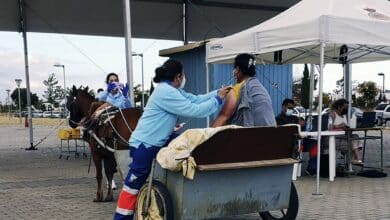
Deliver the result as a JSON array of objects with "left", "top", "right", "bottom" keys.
[{"left": 1, "top": 125, "right": 390, "bottom": 219}]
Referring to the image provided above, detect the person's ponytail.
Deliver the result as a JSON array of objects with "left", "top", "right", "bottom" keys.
[
  {"left": 153, "top": 59, "right": 183, "bottom": 83},
  {"left": 153, "top": 66, "right": 166, "bottom": 83}
]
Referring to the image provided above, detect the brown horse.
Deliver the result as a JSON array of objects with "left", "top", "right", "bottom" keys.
[{"left": 67, "top": 86, "right": 142, "bottom": 202}]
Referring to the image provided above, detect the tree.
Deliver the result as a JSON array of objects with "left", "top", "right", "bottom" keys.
[
  {"left": 335, "top": 76, "right": 344, "bottom": 96},
  {"left": 355, "top": 81, "right": 378, "bottom": 110},
  {"left": 300, "top": 64, "right": 310, "bottom": 109},
  {"left": 43, "top": 73, "right": 62, "bottom": 106},
  {"left": 313, "top": 93, "right": 332, "bottom": 109},
  {"left": 292, "top": 76, "right": 302, "bottom": 103},
  {"left": 10, "top": 88, "right": 40, "bottom": 110},
  {"left": 133, "top": 84, "right": 150, "bottom": 107}
]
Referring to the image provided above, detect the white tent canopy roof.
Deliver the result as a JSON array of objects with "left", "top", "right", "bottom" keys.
[{"left": 206, "top": 0, "right": 390, "bottom": 64}]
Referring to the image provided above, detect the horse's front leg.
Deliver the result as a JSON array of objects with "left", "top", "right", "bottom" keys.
[{"left": 91, "top": 146, "right": 104, "bottom": 202}]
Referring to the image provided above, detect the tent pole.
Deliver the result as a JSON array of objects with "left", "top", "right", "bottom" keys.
[
  {"left": 314, "top": 42, "right": 325, "bottom": 195},
  {"left": 343, "top": 63, "right": 352, "bottom": 124},
  {"left": 18, "top": 0, "right": 36, "bottom": 150},
  {"left": 183, "top": 0, "right": 188, "bottom": 45},
  {"left": 205, "top": 62, "right": 210, "bottom": 126},
  {"left": 123, "top": 0, "right": 135, "bottom": 104},
  {"left": 309, "top": 64, "right": 315, "bottom": 115}
]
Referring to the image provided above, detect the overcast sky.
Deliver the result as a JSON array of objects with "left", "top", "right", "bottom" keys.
[
  {"left": 0, "top": 31, "right": 389, "bottom": 104},
  {"left": 0, "top": 31, "right": 181, "bottom": 104}
]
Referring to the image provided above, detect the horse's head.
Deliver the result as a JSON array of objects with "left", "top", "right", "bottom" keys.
[{"left": 67, "top": 86, "right": 95, "bottom": 128}]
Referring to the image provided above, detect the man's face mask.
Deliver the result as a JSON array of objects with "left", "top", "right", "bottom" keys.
[
  {"left": 179, "top": 75, "right": 186, "bottom": 89},
  {"left": 286, "top": 108, "right": 294, "bottom": 116}
]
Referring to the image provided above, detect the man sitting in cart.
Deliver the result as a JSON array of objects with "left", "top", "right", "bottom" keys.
[{"left": 212, "top": 53, "right": 276, "bottom": 127}]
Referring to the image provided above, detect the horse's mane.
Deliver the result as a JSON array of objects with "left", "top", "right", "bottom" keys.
[{"left": 70, "top": 85, "right": 95, "bottom": 99}]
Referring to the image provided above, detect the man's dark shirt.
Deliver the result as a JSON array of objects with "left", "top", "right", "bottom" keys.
[{"left": 275, "top": 112, "right": 300, "bottom": 125}]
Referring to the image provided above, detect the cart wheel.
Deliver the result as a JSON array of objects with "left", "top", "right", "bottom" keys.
[
  {"left": 135, "top": 180, "right": 173, "bottom": 220},
  {"left": 259, "top": 182, "right": 299, "bottom": 220}
]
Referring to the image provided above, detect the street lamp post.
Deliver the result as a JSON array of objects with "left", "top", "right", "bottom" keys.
[
  {"left": 15, "top": 79, "right": 22, "bottom": 125},
  {"left": 132, "top": 53, "right": 144, "bottom": 109},
  {"left": 54, "top": 63, "right": 66, "bottom": 115},
  {"left": 6, "top": 89, "right": 11, "bottom": 118},
  {"left": 378, "top": 72, "right": 385, "bottom": 101}
]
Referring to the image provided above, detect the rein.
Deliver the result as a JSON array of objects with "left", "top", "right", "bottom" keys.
[
  {"left": 68, "top": 117, "right": 92, "bottom": 127},
  {"left": 103, "top": 108, "right": 132, "bottom": 145}
]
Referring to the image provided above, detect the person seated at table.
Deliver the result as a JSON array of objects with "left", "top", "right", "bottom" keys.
[
  {"left": 211, "top": 53, "right": 276, "bottom": 127},
  {"left": 275, "top": 98, "right": 305, "bottom": 127},
  {"left": 329, "top": 98, "right": 363, "bottom": 165},
  {"left": 276, "top": 98, "right": 317, "bottom": 175}
]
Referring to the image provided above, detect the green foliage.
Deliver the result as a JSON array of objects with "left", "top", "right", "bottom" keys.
[
  {"left": 133, "top": 84, "right": 150, "bottom": 107},
  {"left": 313, "top": 93, "right": 332, "bottom": 109},
  {"left": 292, "top": 77, "right": 302, "bottom": 104},
  {"left": 43, "top": 73, "right": 62, "bottom": 105},
  {"left": 356, "top": 81, "right": 378, "bottom": 110},
  {"left": 335, "top": 77, "right": 344, "bottom": 96},
  {"left": 10, "top": 88, "right": 40, "bottom": 110},
  {"left": 300, "top": 64, "right": 310, "bottom": 109}
]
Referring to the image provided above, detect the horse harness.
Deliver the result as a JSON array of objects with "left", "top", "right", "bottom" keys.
[{"left": 87, "top": 106, "right": 132, "bottom": 152}]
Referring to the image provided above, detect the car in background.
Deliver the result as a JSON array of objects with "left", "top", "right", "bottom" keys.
[
  {"left": 321, "top": 107, "right": 363, "bottom": 118},
  {"left": 43, "top": 111, "right": 60, "bottom": 118},
  {"left": 59, "top": 111, "right": 68, "bottom": 118},
  {"left": 32, "top": 111, "right": 43, "bottom": 118},
  {"left": 13, "top": 111, "right": 23, "bottom": 117},
  {"left": 375, "top": 103, "right": 390, "bottom": 125},
  {"left": 51, "top": 111, "right": 61, "bottom": 118},
  {"left": 291, "top": 106, "right": 308, "bottom": 118},
  {"left": 14, "top": 111, "right": 35, "bottom": 117}
]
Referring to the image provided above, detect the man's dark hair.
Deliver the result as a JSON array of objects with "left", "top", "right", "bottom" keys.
[
  {"left": 234, "top": 53, "right": 256, "bottom": 77},
  {"left": 282, "top": 98, "right": 295, "bottom": 106}
]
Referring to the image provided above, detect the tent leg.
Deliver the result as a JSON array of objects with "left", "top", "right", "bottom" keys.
[
  {"left": 309, "top": 64, "right": 315, "bottom": 115},
  {"left": 123, "top": 0, "right": 135, "bottom": 104},
  {"left": 314, "top": 42, "right": 325, "bottom": 195},
  {"left": 18, "top": 0, "right": 36, "bottom": 151},
  {"left": 343, "top": 63, "right": 352, "bottom": 123}
]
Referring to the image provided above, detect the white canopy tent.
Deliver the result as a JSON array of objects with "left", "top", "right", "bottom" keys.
[
  {"left": 206, "top": 0, "right": 390, "bottom": 194},
  {"left": 207, "top": 0, "right": 390, "bottom": 64}
]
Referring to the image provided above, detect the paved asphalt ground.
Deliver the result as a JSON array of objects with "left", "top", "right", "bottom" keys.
[{"left": 1, "top": 125, "right": 390, "bottom": 219}]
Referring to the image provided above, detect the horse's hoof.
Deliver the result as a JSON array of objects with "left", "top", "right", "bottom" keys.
[
  {"left": 103, "top": 196, "right": 114, "bottom": 202},
  {"left": 93, "top": 198, "right": 103, "bottom": 202},
  {"left": 93, "top": 194, "right": 104, "bottom": 202}
]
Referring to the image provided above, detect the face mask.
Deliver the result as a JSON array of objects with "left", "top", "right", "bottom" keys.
[
  {"left": 179, "top": 75, "right": 186, "bottom": 89},
  {"left": 286, "top": 109, "right": 294, "bottom": 116}
]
